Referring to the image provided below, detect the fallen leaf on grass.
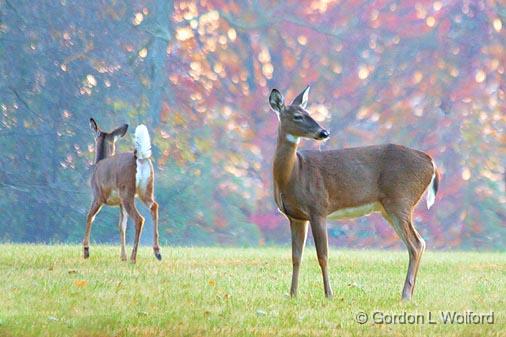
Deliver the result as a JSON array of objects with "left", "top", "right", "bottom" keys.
[
  {"left": 216, "top": 293, "right": 232, "bottom": 302},
  {"left": 115, "top": 281, "right": 123, "bottom": 293},
  {"left": 73, "top": 279, "right": 88, "bottom": 288},
  {"left": 68, "top": 269, "right": 78, "bottom": 274},
  {"left": 208, "top": 279, "right": 216, "bottom": 287},
  {"left": 322, "top": 319, "right": 336, "bottom": 328},
  {"left": 347, "top": 282, "right": 366, "bottom": 293},
  {"left": 48, "top": 316, "right": 58, "bottom": 322},
  {"left": 256, "top": 309, "right": 267, "bottom": 316}
]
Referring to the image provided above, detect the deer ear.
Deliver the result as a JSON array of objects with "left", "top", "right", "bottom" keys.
[
  {"left": 90, "top": 118, "right": 98, "bottom": 133},
  {"left": 111, "top": 124, "right": 128, "bottom": 140},
  {"left": 269, "top": 89, "right": 285, "bottom": 113},
  {"left": 291, "top": 85, "right": 310, "bottom": 109}
]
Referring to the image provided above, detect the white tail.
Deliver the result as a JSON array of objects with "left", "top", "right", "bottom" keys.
[
  {"left": 426, "top": 160, "right": 437, "bottom": 209},
  {"left": 135, "top": 124, "right": 152, "bottom": 159}
]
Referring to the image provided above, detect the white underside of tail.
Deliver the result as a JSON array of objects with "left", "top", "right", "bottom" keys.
[
  {"left": 135, "top": 124, "right": 151, "bottom": 159},
  {"left": 134, "top": 124, "right": 152, "bottom": 192},
  {"left": 426, "top": 160, "right": 437, "bottom": 209},
  {"left": 136, "top": 159, "right": 151, "bottom": 192}
]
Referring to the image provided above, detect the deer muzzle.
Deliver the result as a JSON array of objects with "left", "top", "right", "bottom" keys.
[{"left": 315, "top": 129, "right": 330, "bottom": 140}]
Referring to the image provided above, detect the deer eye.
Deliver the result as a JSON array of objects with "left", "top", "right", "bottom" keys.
[{"left": 293, "top": 115, "right": 303, "bottom": 121}]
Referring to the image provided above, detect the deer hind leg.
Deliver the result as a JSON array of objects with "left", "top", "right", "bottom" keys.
[
  {"left": 122, "top": 198, "right": 144, "bottom": 264},
  {"left": 289, "top": 218, "right": 308, "bottom": 297},
  {"left": 118, "top": 205, "right": 128, "bottom": 261},
  {"left": 83, "top": 199, "right": 102, "bottom": 259},
  {"left": 310, "top": 215, "right": 333, "bottom": 298},
  {"left": 381, "top": 200, "right": 426, "bottom": 301},
  {"left": 141, "top": 195, "right": 161, "bottom": 261}
]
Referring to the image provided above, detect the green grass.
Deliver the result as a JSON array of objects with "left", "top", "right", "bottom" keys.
[{"left": 0, "top": 245, "right": 504, "bottom": 337}]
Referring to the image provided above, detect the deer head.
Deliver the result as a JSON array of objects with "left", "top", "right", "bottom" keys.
[
  {"left": 269, "top": 86, "right": 330, "bottom": 142},
  {"left": 89, "top": 118, "right": 128, "bottom": 162}
]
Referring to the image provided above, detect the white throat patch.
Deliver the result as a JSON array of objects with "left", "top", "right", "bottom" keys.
[{"left": 286, "top": 133, "right": 300, "bottom": 144}]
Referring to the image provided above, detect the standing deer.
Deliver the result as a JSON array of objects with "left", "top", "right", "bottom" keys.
[
  {"left": 269, "top": 86, "right": 439, "bottom": 300},
  {"left": 84, "top": 118, "right": 161, "bottom": 263}
]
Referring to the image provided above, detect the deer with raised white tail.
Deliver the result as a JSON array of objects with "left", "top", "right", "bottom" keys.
[
  {"left": 269, "top": 87, "right": 439, "bottom": 300},
  {"left": 84, "top": 118, "right": 161, "bottom": 263}
]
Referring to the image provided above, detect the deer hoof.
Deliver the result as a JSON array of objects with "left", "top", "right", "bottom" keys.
[
  {"left": 154, "top": 249, "right": 162, "bottom": 261},
  {"left": 121, "top": 255, "right": 127, "bottom": 262},
  {"left": 83, "top": 247, "right": 89, "bottom": 259}
]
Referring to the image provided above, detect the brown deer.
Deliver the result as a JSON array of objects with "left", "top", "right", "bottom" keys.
[
  {"left": 269, "top": 87, "right": 439, "bottom": 300},
  {"left": 84, "top": 118, "right": 161, "bottom": 263}
]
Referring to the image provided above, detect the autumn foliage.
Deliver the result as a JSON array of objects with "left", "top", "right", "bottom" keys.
[{"left": 0, "top": 1, "right": 504, "bottom": 249}]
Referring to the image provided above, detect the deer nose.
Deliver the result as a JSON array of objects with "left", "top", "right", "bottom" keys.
[{"left": 318, "top": 129, "right": 330, "bottom": 140}]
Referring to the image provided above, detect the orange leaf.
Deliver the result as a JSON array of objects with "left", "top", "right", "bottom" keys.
[{"left": 74, "top": 280, "right": 88, "bottom": 288}]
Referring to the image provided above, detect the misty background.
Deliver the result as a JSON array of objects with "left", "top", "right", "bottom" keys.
[{"left": 0, "top": 0, "right": 504, "bottom": 249}]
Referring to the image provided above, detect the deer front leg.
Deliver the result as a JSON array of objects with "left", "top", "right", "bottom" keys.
[
  {"left": 310, "top": 215, "right": 333, "bottom": 298},
  {"left": 290, "top": 218, "right": 308, "bottom": 297},
  {"left": 83, "top": 200, "right": 102, "bottom": 259}
]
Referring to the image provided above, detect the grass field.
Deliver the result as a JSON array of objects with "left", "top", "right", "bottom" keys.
[{"left": 0, "top": 245, "right": 504, "bottom": 337}]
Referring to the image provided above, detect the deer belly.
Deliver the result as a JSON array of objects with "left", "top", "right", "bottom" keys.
[
  {"left": 136, "top": 159, "right": 151, "bottom": 193},
  {"left": 327, "top": 202, "right": 382, "bottom": 220}
]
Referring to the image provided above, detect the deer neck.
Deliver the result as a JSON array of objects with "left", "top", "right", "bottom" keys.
[
  {"left": 95, "top": 140, "right": 114, "bottom": 164},
  {"left": 95, "top": 139, "right": 106, "bottom": 163},
  {"left": 273, "top": 128, "right": 299, "bottom": 189}
]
